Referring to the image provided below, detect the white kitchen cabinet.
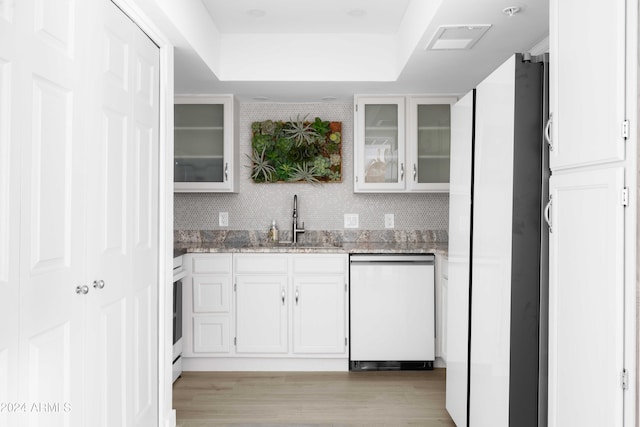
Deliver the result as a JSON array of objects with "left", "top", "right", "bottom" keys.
[
  {"left": 292, "top": 255, "right": 347, "bottom": 354},
  {"left": 354, "top": 96, "right": 406, "bottom": 192},
  {"left": 234, "top": 254, "right": 289, "bottom": 354},
  {"left": 174, "top": 95, "right": 239, "bottom": 193},
  {"left": 354, "top": 95, "right": 454, "bottom": 193},
  {"left": 548, "top": 167, "right": 625, "bottom": 427},
  {"left": 181, "top": 253, "right": 348, "bottom": 368},
  {"left": 549, "top": 0, "right": 625, "bottom": 170},
  {"left": 183, "top": 254, "right": 233, "bottom": 355},
  {"left": 235, "top": 273, "right": 289, "bottom": 353},
  {"left": 407, "top": 97, "right": 453, "bottom": 192},
  {"left": 233, "top": 253, "right": 348, "bottom": 356},
  {"left": 548, "top": 0, "right": 634, "bottom": 426}
]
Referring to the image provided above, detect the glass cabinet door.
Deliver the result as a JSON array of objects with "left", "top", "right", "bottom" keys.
[
  {"left": 174, "top": 104, "right": 224, "bottom": 183},
  {"left": 174, "top": 96, "right": 237, "bottom": 192},
  {"left": 408, "top": 97, "right": 454, "bottom": 192},
  {"left": 354, "top": 97, "right": 405, "bottom": 192}
]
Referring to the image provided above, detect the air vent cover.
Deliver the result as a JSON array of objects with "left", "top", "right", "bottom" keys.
[{"left": 425, "top": 24, "right": 492, "bottom": 50}]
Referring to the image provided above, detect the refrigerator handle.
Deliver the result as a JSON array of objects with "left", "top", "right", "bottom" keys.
[
  {"left": 544, "top": 113, "right": 553, "bottom": 151},
  {"left": 544, "top": 194, "right": 553, "bottom": 233}
]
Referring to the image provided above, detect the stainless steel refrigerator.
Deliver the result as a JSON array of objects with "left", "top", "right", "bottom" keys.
[{"left": 446, "top": 53, "right": 549, "bottom": 427}]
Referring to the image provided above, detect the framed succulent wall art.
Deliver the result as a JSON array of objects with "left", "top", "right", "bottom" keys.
[{"left": 249, "top": 115, "right": 342, "bottom": 183}]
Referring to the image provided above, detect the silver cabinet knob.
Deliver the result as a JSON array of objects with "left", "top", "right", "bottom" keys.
[
  {"left": 75, "top": 285, "right": 89, "bottom": 295},
  {"left": 93, "top": 279, "right": 105, "bottom": 289}
]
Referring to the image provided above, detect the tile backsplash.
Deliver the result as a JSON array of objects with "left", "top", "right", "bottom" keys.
[{"left": 174, "top": 102, "right": 449, "bottom": 232}]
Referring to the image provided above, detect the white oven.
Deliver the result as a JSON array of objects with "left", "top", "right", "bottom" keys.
[{"left": 172, "top": 254, "right": 187, "bottom": 383}]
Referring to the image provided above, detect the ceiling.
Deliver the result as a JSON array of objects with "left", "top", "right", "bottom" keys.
[{"left": 172, "top": 0, "right": 549, "bottom": 102}]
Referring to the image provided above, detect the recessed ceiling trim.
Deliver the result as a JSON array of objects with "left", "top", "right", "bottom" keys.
[{"left": 425, "top": 24, "right": 492, "bottom": 51}]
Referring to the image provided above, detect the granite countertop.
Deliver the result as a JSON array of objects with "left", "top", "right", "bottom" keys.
[
  {"left": 173, "top": 248, "right": 187, "bottom": 259},
  {"left": 173, "top": 230, "right": 448, "bottom": 257},
  {"left": 175, "top": 241, "right": 447, "bottom": 255}
]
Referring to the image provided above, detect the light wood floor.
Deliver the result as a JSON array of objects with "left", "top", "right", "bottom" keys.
[{"left": 173, "top": 369, "right": 456, "bottom": 427}]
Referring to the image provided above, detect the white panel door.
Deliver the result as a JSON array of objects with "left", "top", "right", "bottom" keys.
[
  {"left": 549, "top": 0, "right": 625, "bottom": 170},
  {"left": 128, "top": 10, "right": 159, "bottom": 426},
  {"left": 548, "top": 167, "right": 624, "bottom": 427},
  {"left": 0, "top": 4, "right": 21, "bottom": 427},
  {"left": 445, "top": 90, "right": 474, "bottom": 427},
  {"left": 469, "top": 56, "right": 515, "bottom": 427},
  {"left": 235, "top": 275, "right": 288, "bottom": 354},
  {"left": 85, "top": 1, "right": 159, "bottom": 425},
  {"left": 16, "top": 0, "right": 90, "bottom": 425},
  {"left": 293, "top": 275, "right": 345, "bottom": 354}
]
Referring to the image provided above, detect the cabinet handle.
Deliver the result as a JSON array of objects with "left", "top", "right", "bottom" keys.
[
  {"left": 295, "top": 287, "right": 299, "bottom": 305},
  {"left": 93, "top": 279, "right": 105, "bottom": 289},
  {"left": 281, "top": 289, "right": 285, "bottom": 305},
  {"left": 544, "top": 114, "right": 553, "bottom": 151},
  {"left": 413, "top": 163, "right": 417, "bottom": 182},
  {"left": 544, "top": 195, "right": 552, "bottom": 233},
  {"left": 400, "top": 163, "right": 404, "bottom": 181},
  {"left": 224, "top": 163, "right": 229, "bottom": 181},
  {"left": 75, "top": 285, "right": 89, "bottom": 295}
]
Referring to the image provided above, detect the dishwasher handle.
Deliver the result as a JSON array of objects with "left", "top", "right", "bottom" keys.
[{"left": 350, "top": 254, "right": 434, "bottom": 264}]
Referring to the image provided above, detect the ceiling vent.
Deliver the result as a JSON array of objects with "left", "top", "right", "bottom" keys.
[{"left": 425, "top": 24, "right": 492, "bottom": 50}]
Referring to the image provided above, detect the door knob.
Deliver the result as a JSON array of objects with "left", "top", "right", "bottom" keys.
[
  {"left": 75, "top": 285, "right": 89, "bottom": 295},
  {"left": 93, "top": 279, "right": 105, "bottom": 289}
]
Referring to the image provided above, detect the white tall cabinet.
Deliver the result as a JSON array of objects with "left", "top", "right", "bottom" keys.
[
  {"left": 547, "top": 1, "right": 636, "bottom": 426},
  {"left": 0, "top": 1, "right": 161, "bottom": 426}
]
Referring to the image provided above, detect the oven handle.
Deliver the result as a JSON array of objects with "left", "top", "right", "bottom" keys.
[{"left": 173, "top": 268, "right": 187, "bottom": 282}]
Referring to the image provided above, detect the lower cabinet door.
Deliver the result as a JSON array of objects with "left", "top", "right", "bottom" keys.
[
  {"left": 548, "top": 167, "right": 625, "bottom": 427},
  {"left": 193, "top": 315, "right": 230, "bottom": 353},
  {"left": 235, "top": 275, "right": 288, "bottom": 353},
  {"left": 293, "top": 275, "right": 346, "bottom": 354}
]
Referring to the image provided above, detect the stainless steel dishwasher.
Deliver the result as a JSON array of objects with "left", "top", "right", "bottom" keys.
[{"left": 349, "top": 254, "right": 435, "bottom": 371}]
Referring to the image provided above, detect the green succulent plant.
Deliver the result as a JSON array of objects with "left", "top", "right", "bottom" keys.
[
  {"left": 247, "top": 147, "right": 276, "bottom": 182},
  {"left": 260, "top": 119, "right": 277, "bottom": 136},
  {"left": 311, "top": 117, "right": 331, "bottom": 136},
  {"left": 250, "top": 118, "right": 342, "bottom": 183},
  {"left": 275, "top": 162, "right": 294, "bottom": 181},
  {"left": 311, "top": 156, "right": 332, "bottom": 177}
]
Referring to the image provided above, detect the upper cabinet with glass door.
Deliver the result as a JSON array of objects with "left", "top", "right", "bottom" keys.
[
  {"left": 354, "top": 95, "right": 454, "bottom": 193},
  {"left": 174, "top": 95, "right": 239, "bottom": 192},
  {"left": 354, "top": 96, "right": 406, "bottom": 192},
  {"left": 407, "top": 97, "right": 454, "bottom": 192}
]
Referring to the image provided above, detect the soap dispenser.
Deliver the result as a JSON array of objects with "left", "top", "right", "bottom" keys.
[{"left": 269, "top": 220, "right": 279, "bottom": 242}]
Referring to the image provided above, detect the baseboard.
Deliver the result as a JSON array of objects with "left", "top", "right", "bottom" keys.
[{"left": 182, "top": 357, "right": 349, "bottom": 372}]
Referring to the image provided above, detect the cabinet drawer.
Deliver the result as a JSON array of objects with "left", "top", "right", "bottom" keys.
[
  {"left": 292, "top": 254, "right": 346, "bottom": 274},
  {"left": 191, "top": 254, "right": 232, "bottom": 274},
  {"left": 234, "top": 254, "right": 288, "bottom": 274}
]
